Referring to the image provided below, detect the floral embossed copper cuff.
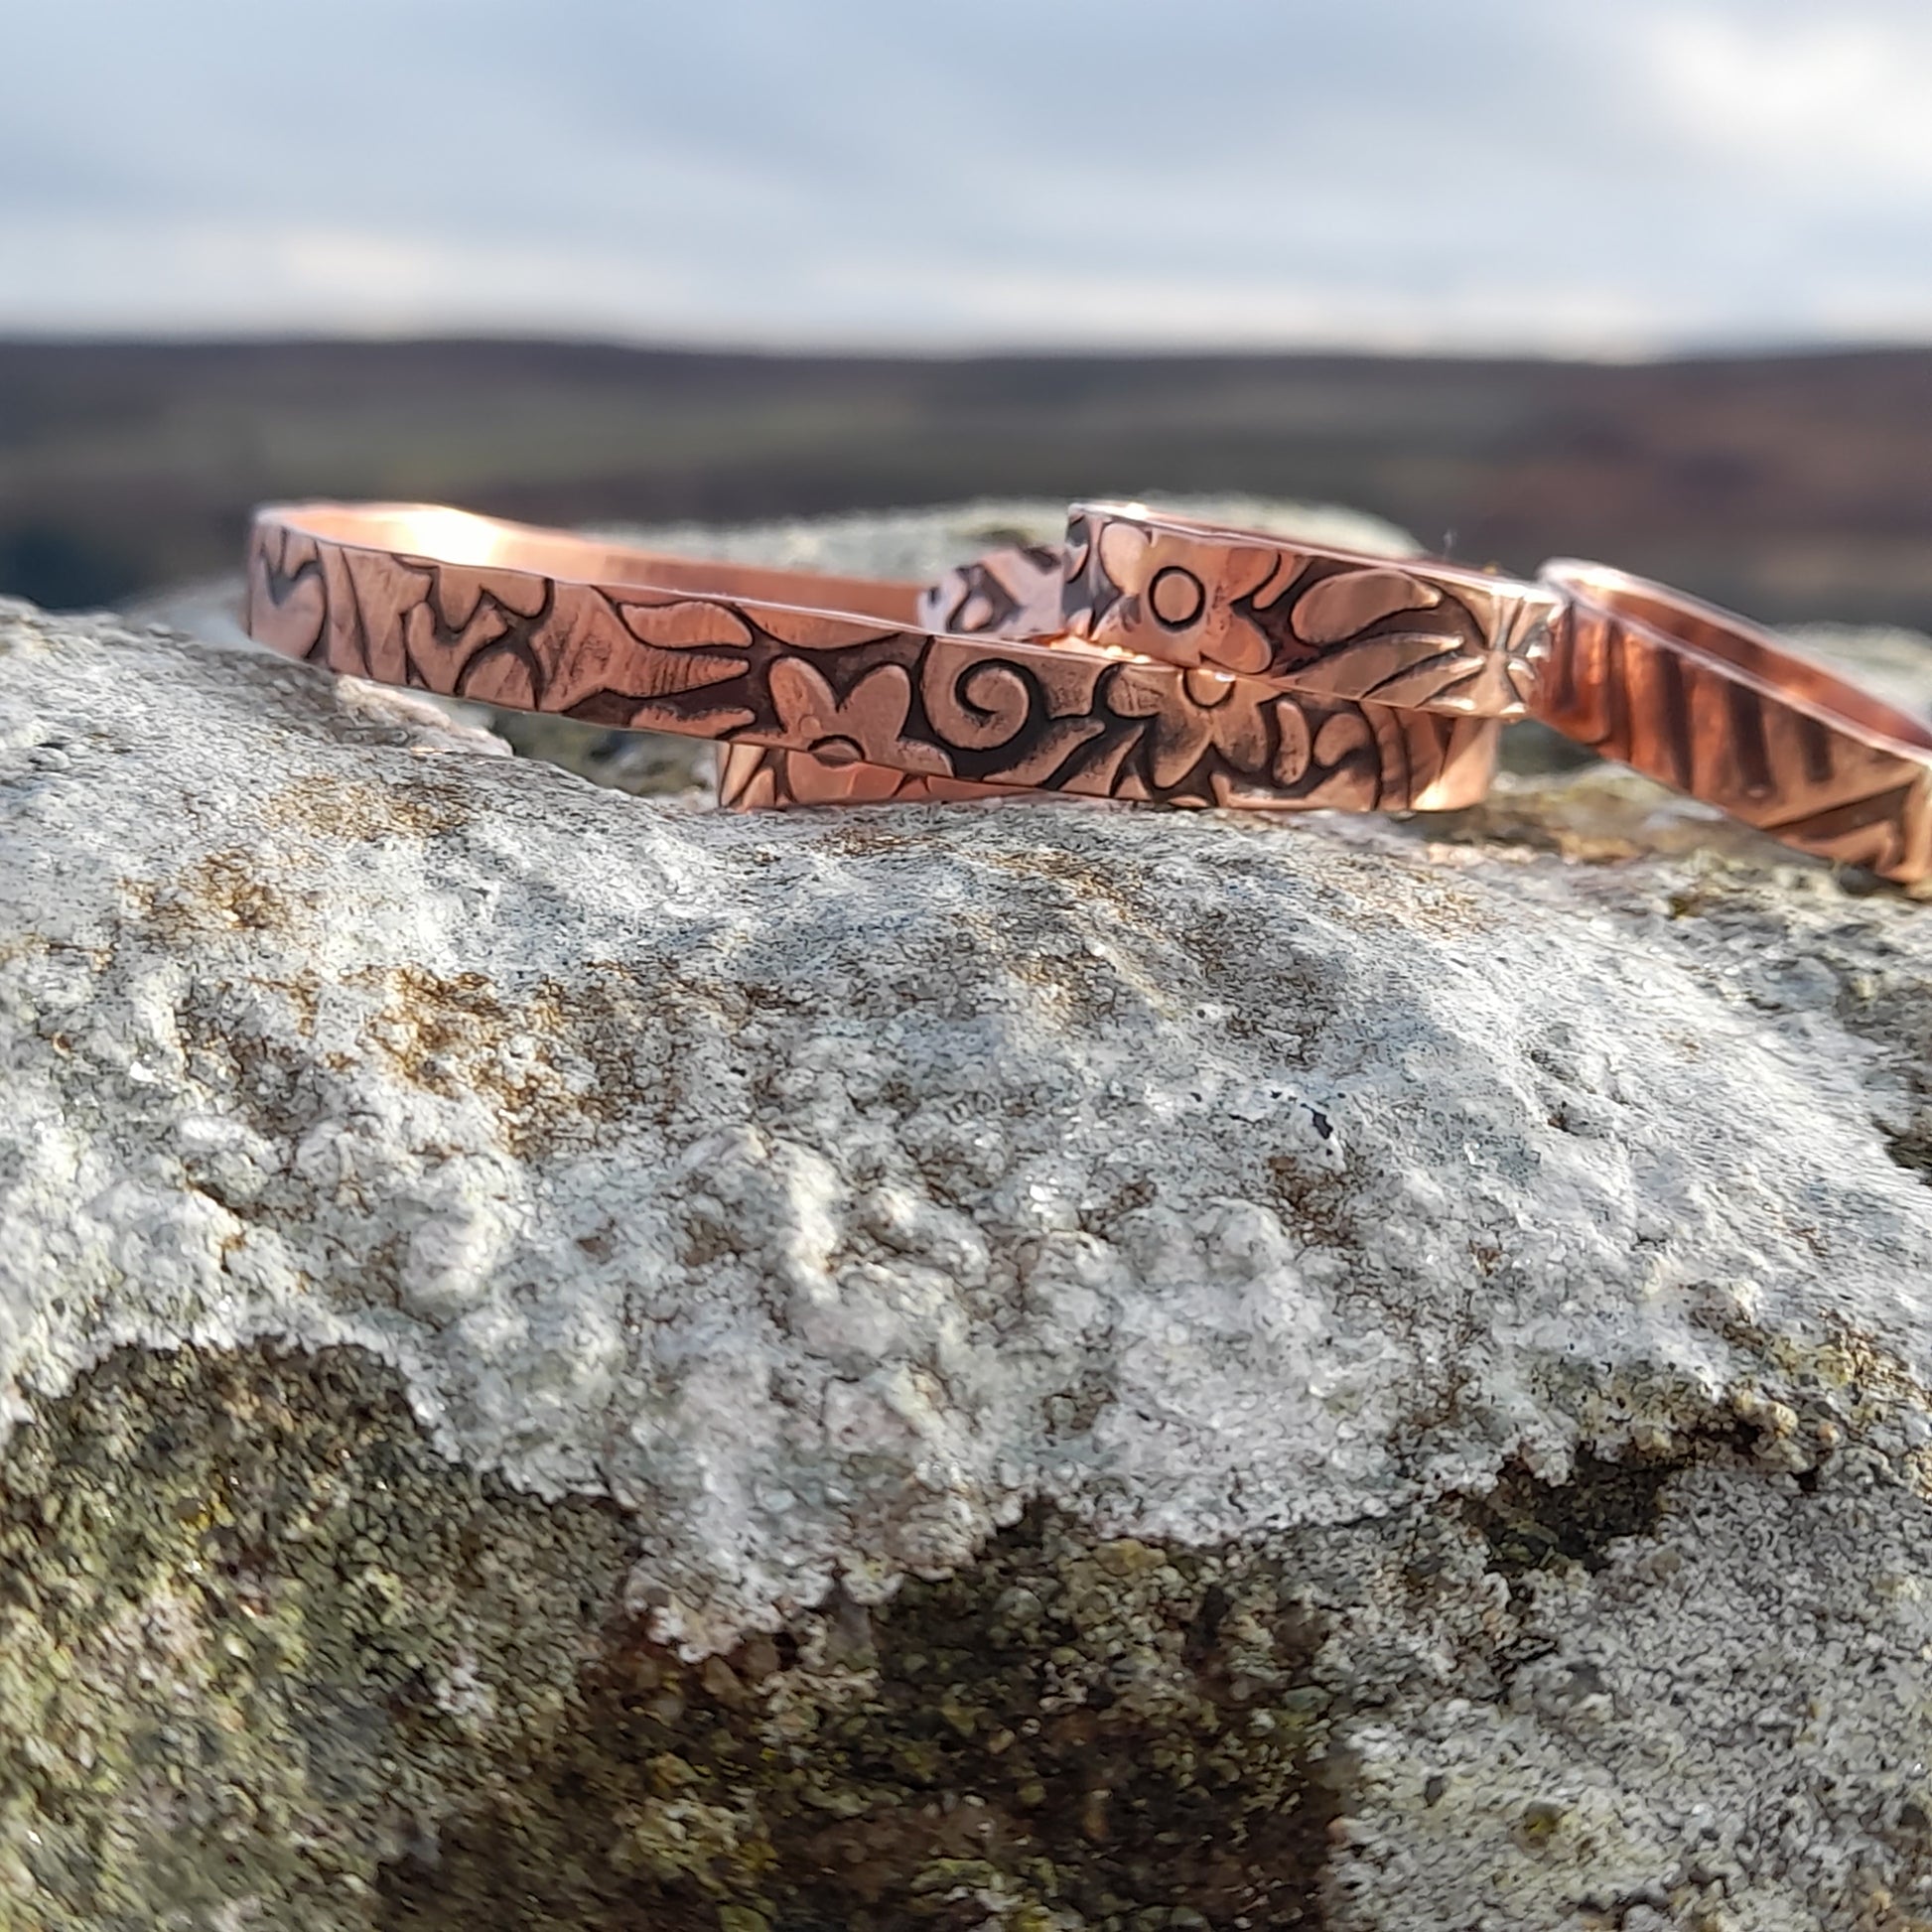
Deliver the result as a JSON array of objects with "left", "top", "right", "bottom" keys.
[
  {"left": 242, "top": 503, "right": 1502, "bottom": 816},
  {"left": 712, "top": 685, "right": 1500, "bottom": 812},
  {"left": 1057, "top": 501, "right": 1561, "bottom": 720},
  {"left": 1536, "top": 560, "right": 1932, "bottom": 884},
  {"left": 732, "top": 524, "right": 1508, "bottom": 811}
]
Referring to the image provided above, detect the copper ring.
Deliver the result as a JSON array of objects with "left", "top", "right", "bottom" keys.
[
  {"left": 1534, "top": 560, "right": 1932, "bottom": 884},
  {"left": 244, "top": 502, "right": 1502, "bottom": 815},
  {"left": 1047, "top": 501, "right": 1561, "bottom": 719}
]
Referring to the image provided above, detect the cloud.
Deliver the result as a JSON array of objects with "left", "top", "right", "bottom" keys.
[
  {"left": 1636, "top": 6, "right": 1932, "bottom": 194},
  {"left": 4, "top": 0, "right": 1931, "bottom": 348}
]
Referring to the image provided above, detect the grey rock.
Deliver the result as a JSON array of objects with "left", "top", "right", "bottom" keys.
[
  {"left": 1789, "top": 621, "right": 1932, "bottom": 718},
  {"left": 6, "top": 516, "right": 1932, "bottom": 1929}
]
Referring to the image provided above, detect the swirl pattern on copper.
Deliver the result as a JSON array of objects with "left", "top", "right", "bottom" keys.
[
  {"left": 1060, "top": 502, "right": 1560, "bottom": 720},
  {"left": 715, "top": 674, "right": 1499, "bottom": 811},
  {"left": 245, "top": 504, "right": 1500, "bottom": 816},
  {"left": 1536, "top": 560, "right": 1932, "bottom": 884}
]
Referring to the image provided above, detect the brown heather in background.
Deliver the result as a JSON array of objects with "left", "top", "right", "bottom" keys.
[{"left": 1, "top": 338, "right": 1929, "bottom": 625}]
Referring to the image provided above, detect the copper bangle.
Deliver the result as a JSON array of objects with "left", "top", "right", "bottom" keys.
[
  {"left": 1533, "top": 560, "right": 1932, "bottom": 884},
  {"left": 729, "top": 528, "right": 1512, "bottom": 809},
  {"left": 243, "top": 502, "right": 1501, "bottom": 815},
  {"left": 729, "top": 539, "right": 1073, "bottom": 809},
  {"left": 1046, "top": 501, "right": 1560, "bottom": 720}
]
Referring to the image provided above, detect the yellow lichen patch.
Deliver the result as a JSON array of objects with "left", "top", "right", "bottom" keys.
[
  {"left": 262, "top": 771, "right": 473, "bottom": 844},
  {"left": 127, "top": 848, "right": 309, "bottom": 942},
  {"left": 0, "top": 1342, "right": 637, "bottom": 1932},
  {"left": 344, "top": 961, "right": 661, "bottom": 1158}
]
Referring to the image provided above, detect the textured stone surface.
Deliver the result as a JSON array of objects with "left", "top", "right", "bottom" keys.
[{"left": 7, "top": 517, "right": 1932, "bottom": 1928}]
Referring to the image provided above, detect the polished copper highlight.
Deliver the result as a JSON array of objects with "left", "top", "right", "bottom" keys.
[
  {"left": 1537, "top": 560, "right": 1932, "bottom": 884},
  {"left": 244, "top": 503, "right": 1501, "bottom": 815},
  {"left": 1061, "top": 502, "right": 1561, "bottom": 719}
]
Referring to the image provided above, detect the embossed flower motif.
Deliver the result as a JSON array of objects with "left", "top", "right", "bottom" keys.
[
  {"left": 1081, "top": 520, "right": 1285, "bottom": 676},
  {"left": 766, "top": 657, "right": 951, "bottom": 803},
  {"left": 1110, "top": 662, "right": 1271, "bottom": 788}
]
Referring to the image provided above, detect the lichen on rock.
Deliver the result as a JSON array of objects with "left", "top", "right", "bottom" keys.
[
  {"left": 0, "top": 1340, "right": 1354, "bottom": 1929},
  {"left": 7, "top": 1341, "right": 1932, "bottom": 1931},
  {"left": 7, "top": 509, "right": 1932, "bottom": 1927}
]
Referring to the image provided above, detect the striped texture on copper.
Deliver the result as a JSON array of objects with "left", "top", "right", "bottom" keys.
[{"left": 1535, "top": 591, "right": 1932, "bottom": 885}]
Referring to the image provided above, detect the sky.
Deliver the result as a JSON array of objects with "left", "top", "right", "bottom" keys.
[{"left": 5, "top": 0, "right": 1932, "bottom": 353}]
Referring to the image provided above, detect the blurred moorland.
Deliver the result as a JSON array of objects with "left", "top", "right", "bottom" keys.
[{"left": 1, "top": 337, "right": 1929, "bottom": 623}]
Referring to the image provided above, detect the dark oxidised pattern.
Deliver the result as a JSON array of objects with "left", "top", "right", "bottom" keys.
[
  {"left": 1060, "top": 503, "right": 1561, "bottom": 721},
  {"left": 1535, "top": 571, "right": 1932, "bottom": 885},
  {"left": 248, "top": 511, "right": 1498, "bottom": 816}
]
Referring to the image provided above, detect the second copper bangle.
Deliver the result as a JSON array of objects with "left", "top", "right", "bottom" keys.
[
  {"left": 743, "top": 510, "right": 1535, "bottom": 812},
  {"left": 719, "top": 532, "right": 1501, "bottom": 812}
]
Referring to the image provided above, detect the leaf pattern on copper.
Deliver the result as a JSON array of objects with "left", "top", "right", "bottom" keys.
[
  {"left": 1062, "top": 506, "right": 1556, "bottom": 719},
  {"left": 614, "top": 596, "right": 757, "bottom": 653},
  {"left": 1536, "top": 600, "right": 1932, "bottom": 883}
]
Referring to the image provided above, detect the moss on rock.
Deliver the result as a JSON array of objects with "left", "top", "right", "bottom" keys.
[
  {"left": 391, "top": 1514, "right": 1344, "bottom": 1931},
  {"left": 0, "top": 1341, "right": 636, "bottom": 1930},
  {"left": 0, "top": 1344, "right": 1352, "bottom": 1932}
]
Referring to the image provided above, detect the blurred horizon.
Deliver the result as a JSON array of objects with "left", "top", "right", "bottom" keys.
[
  {"left": 8, "top": 2, "right": 1932, "bottom": 626},
  {"left": 5, "top": 335, "right": 1931, "bottom": 629},
  {"left": 6, "top": 330, "right": 1932, "bottom": 362}
]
